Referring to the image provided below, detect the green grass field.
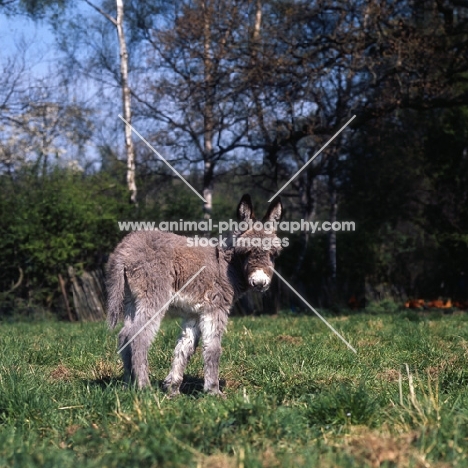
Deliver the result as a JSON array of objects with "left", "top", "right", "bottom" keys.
[{"left": 1, "top": 307, "right": 468, "bottom": 467}]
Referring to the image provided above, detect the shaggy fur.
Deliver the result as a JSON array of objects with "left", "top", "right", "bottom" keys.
[{"left": 106, "top": 194, "right": 283, "bottom": 396}]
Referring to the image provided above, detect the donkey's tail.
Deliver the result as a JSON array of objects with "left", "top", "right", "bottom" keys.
[{"left": 106, "top": 253, "right": 125, "bottom": 329}]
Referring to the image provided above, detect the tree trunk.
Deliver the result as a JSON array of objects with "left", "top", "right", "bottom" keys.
[
  {"left": 68, "top": 266, "right": 106, "bottom": 321},
  {"left": 116, "top": 0, "right": 137, "bottom": 205},
  {"left": 202, "top": 0, "right": 215, "bottom": 221},
  {"left": 328, "top": 173, "right": 338, "bottom": 304},
  {"left": 253, "top": 0, "right": 262, "bottom": 41},
  {"left": 84, "top": 0, "right": 137, "bottom": 205},
  {"left": 292, "top": 176, "right": 317, "bottom": 281},
  {"left": 329, "top": 189, "right": 337, "bottom": 280},
  {"left": 203, "top": 160, "right": 214, "bottom": 221}
]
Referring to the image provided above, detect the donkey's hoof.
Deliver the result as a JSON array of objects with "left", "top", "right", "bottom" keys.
[
  {"left": 163, "top": 378, "right": 181, "bottom": 398},
  {"left": 206, "top": 389, "right": 226, "bottom": 399}
]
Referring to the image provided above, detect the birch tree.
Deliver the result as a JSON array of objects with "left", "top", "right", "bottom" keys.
[
  {"left": 84, "top": 0, "right": 137, "bottom": 204},
  {"left": 136, "top": 0, "right": 253, "bottom": 218},
  {"left": 0, "top": 43, "right": 93, "bottom": 173}
]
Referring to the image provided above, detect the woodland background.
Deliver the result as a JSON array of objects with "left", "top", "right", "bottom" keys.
[{"left": 1, "top": 0, "right": 468, "bottom": 319}]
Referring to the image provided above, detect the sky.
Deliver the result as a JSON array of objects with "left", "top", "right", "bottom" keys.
[
  {"left": 0, "top": 7, "right": 263, "bottom": 172},
  {"left": 0, "top": 10, "right": 109, "bottom": 169},
  {"left": 0, "top": 12, "right": 58, "bottom": 76}
]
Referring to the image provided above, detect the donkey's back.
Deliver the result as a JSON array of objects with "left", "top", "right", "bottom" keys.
[{"left": 106, "top": 230, "right": 223, "bottom": 328}]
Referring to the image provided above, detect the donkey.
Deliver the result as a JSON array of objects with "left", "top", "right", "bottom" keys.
[{"left": 106, "top": 194, "right": 283, "bottom": 396}]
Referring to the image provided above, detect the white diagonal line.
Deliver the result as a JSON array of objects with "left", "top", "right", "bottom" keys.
[
  {"left": 117, "top": 266, "right": 206, "bottom": 354},
  {"left": 269, "top": 267, "right": 357, "bottom": 353},
  {"left": 118, "top": 114, "right": 207, "bottom": 203},
  {"left": 268, "top": 115, "right": 356, "bottom": 202}
]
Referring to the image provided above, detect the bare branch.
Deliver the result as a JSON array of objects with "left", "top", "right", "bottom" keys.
[{"left": 83, "top": 0, "right": 117, "bottom": 26}]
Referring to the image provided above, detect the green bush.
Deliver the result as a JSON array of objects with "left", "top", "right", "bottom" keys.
[{"left": 0, "top": 164, "right": 133, "bottom": 315}]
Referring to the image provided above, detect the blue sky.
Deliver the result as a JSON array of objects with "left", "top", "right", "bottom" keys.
[
  {"left": 0, "top": 12, "right": 58, "bottom": 75},
  {"left": 0, "top": 13, "right": 54, "bottom": 45}
]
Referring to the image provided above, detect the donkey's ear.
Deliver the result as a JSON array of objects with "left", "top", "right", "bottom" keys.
[
  {"left": 237, "top": 194, "right": 255, "bottom": 222},
  {"left": 262, "top": 197, "right": 283, "bottom": 223}
]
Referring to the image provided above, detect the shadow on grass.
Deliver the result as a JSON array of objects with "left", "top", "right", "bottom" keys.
[
  {"left": 83, "top": 374, "right": 226, "bottom": 397},
  {"left": 171, "top": 375, "right": 226, "bottom": 396}
]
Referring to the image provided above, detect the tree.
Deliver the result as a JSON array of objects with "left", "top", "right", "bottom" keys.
[
  {"left": 83, "top": 0, "right": 137, "bottom": 204},
  {"left": 0, "top": 0, "right": 66, "bottom": 16},
  {"left": 0, "top": 165, "right": 132, "bottom": 315},
  {"left": 0, "top": 41, "right": 93, "bottom": 174},
  {"left": 232, "top": 0, "right": 468, "bottom": 299},
  {"left": 136, "top": 0, "right": 254, "bottom": 218}
]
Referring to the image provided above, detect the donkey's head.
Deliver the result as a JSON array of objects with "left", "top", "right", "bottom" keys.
[{"left": 233, "top": 194, "right": 283, "bottom": 292}]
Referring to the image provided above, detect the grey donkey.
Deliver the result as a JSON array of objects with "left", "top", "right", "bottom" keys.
[{"left": 106, "top": 194, "right": 283, "bottom": 396}]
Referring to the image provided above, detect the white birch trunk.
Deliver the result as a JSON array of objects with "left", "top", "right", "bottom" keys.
[
  {"left": 202, "top": 0, "right": 214, "bottom": 219},
  {"left": 116, "top": 0, "right": 137, "bottom": 205},
  {"left": 83, "top": 0, "right": 137, "bottom": 205}
]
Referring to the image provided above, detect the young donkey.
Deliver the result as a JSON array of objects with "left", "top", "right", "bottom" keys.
[{"left": 106, "top": 195, "right": 283, "bottom": 396}]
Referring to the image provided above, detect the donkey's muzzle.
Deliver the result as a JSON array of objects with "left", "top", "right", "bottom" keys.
[{"left": 249, "top": 270, "right": 271, "bottom": 292}]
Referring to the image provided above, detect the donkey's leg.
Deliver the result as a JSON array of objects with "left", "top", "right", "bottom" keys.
[
  {"left": 118, "top": 317, "right": 135, "bottom": 385},
  {"left": 163, "top": 318, "right": 200, "bottom": 396},
  {"left": 118, "top": 293, "right": 137, "bottom": 384},
  {"left": 200, "top": 311, "right": 228, "bottom": 396},
  {"left": 118, "top": 299, "right": 165, "bottom": 389}
]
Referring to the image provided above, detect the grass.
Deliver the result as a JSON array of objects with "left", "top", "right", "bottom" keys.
[{"left": 1, "top": 307, "right": 468, "bottom": 467}]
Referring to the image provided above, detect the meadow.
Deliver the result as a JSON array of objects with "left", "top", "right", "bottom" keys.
[{"left": 1, "top": 305, "right": 468, "bottom": 467}]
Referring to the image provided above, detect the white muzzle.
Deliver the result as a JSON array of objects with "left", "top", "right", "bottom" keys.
[{"left": 249, "top": 269, "right": 271, "bottom": 291}]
